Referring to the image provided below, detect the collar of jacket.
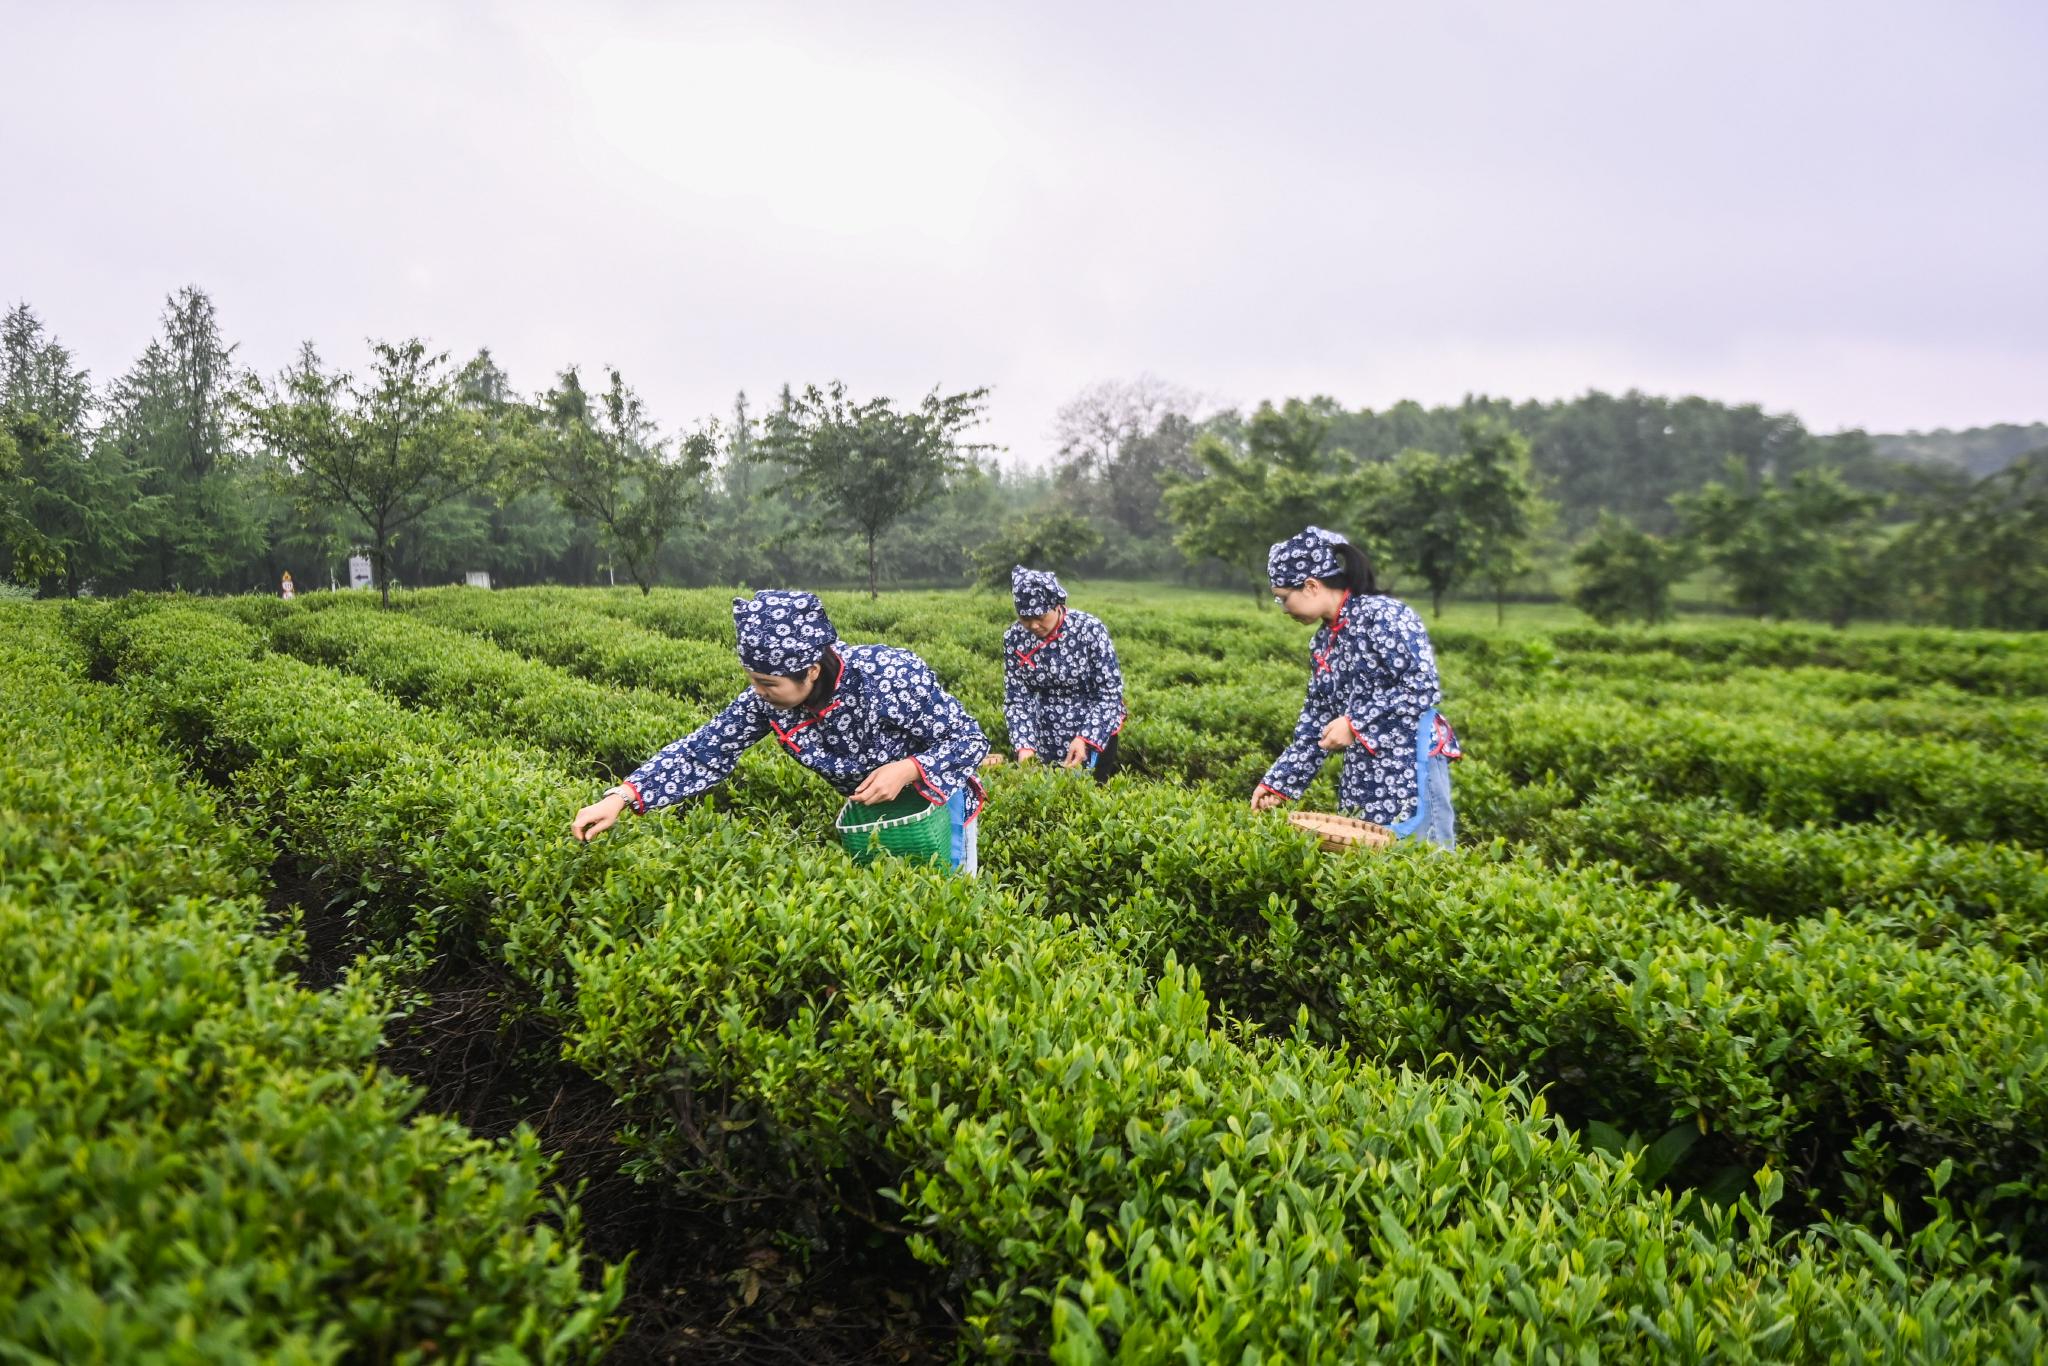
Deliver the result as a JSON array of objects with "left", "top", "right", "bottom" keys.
[
  {"left": 1313, "top": 591, "right": 1354, "bottom": 673},
  {"left": 766, "top": 645, "right": 853, "bottom": 726},
  {"left": 1019, "top": 608, "right": 1068, "bottom": 667}
]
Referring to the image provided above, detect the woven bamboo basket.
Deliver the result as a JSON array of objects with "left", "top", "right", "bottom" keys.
[{"left": 1287, "top": 809, "right": 1395, "bottom": 853}]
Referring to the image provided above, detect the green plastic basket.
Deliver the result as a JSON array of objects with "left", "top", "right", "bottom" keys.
[{"left": 835, "top": 791, "right": 951, "bottom": 867}]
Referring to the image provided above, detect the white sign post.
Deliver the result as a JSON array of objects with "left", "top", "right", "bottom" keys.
[{"left": 348, "top": 554, "right": 373, "bottom": 590}]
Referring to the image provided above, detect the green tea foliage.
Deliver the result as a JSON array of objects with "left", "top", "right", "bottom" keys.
[
  {"left": 47, "top": 596, "right": 2048, "bottom": 1361},
  {"left": 0, "top": 604, "right": 620, "bottom": 1362}
]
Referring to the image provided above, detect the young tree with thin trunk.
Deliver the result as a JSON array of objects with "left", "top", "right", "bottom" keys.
[
  {"left": 530, "top": 367, "right": 713, "bottom": 595},
  {"left": 759, "top": 380, "right": 992, "bottom": 599},
  {"left": 1570, "top": 512, "right": 1690, "bottom": 625},
  {"left": 1366, "top": 448, "right": 1475, "bottom": 618},
  {"left": 244, "top": 340, "right": 493, "bottom": 607},
  {"left": 1457, "top": 417, "right": 1551, "bottom": 624}
]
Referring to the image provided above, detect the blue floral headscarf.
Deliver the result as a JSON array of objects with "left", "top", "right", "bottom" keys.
[
  {"left": 1267, "top": 525, "right": 1348, "bottom": 588},
  {"left": 1011, "top": 566, "right": 1067, "bottom": 617},
  {"left": 733, "top": 589, "right": 837, "bottom": 675}
]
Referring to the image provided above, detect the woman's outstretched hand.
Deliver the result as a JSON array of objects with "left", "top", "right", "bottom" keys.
[
  {"left": 571, "top": 792, "right": 629, "bottom": 843},
  {"left": 1250, "top": 787, "right": 1287, "bottom": 812},
  {"left": 850, "top": 758, "right": 922, "bottom": 805},
  {"left": 1062, "top": 736, "right": 1091, "bottom": 768}
]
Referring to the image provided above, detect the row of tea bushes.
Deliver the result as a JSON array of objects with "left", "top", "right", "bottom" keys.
[
  {"left": 79, "top": 601, "right": 2048, "bottom": 1361},
  {"left": 980, "top": 770, "right": 2048, "bottom": 1245},
  {"left": 237, "top": 598, "right": 832, "bottom": 834},
  {"left": 264, "top": 605, "right": 700, "bottom": 781},
  {"left": 1542, "top": 623, "right": 2048, "bottom": 697},
  {"left": 0, "top": 605, "right": 618, "bottom": 1362},
  {"left": 1527, "top": 785, "right": 2048, "bottom": 954},
  {"left": 1463, "top": 660, "right": 2048, "bottom": 761},
  {"left": 539, "top": 585, "right": 2048, "bottom": 697},
  {"left": 399, "top": 587, "right": 744, "bottom": 704},
  {"left": 1458, "top": 693, "right": 2048, "bottom": 846}
]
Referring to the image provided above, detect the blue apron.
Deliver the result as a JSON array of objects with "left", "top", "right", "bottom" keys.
[
  {"left": 945, "top": 787, "right": 980, "bottom": 875},
  {"left": 1388, "top": 708, "right": 1458, "bottom": 849}
]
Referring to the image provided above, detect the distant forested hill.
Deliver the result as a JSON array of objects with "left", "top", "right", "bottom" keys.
[
  {"left": 1868, "top": 424, "right": 2048, "bottom": 479},
  {"left": 1302, "top": 391, "right": 2021, "bottom": 535}
]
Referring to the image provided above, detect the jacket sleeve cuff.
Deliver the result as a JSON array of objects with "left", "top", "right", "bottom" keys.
[{"left": 1081, "top": 710, "right": 1127, "bottom": 751}]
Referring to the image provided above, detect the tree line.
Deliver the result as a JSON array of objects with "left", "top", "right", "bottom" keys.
[
  {"left": 3, "top": 289, "right": 2042, "bottom": 628},
  {"left": 1033, "top": 377, "right": 2045, "bottom": 630}
]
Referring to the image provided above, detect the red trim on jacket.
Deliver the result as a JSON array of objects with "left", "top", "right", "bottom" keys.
[
  {"left": 765, "top": 647, "right": 849, "bottom": 752},
  {"left": 1017, "top": 607, "right": 1067, "bottom": 668},
  {"left": 766, "top": 697, "right": 843, "bottom": 752},
  {"left": 909, "top": 755, "right": 943, "bottom": 805},
  {"left": 909, "top": 758, "right": 987, "bottom": 822},
  {"left": 622, "top": 780, "right": 646, "bottom": 813},
  {"left": 1311, "top": 591, "right": 1353, "bottom": 675},
  {"left": 1080, "top": 710, "right": 1128, "bottom": 752}
]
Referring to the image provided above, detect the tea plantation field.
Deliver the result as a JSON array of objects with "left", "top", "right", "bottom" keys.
[{"left": 7, "top": 584, "right": 2048, "bottom": 1362}]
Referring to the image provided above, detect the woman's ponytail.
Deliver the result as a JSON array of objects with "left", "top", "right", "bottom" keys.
[{"left": 1324, "top": 539, "right": 1376, "bottom": 595}]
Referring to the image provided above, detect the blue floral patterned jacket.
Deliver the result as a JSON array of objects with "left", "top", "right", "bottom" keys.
[
  {"left": 620, "top": 644, "right": 990, "bottom": 816},
  {"left": 1259, "top": 592, "right": 1443, "bottom": 825},
  {"left": 1002, "top": 608, "right": 1126, "bottom": 755}
]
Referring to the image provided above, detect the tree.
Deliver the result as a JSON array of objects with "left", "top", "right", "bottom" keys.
[
  {"left": 1104, "top": 410, "right": 1203, "bottom": 540},
  {"left": 244, "top": 340, "right": 495, "bottom": 607},
  {"left": 101, "top": 287, "right": 265, "bottom": 591},
  {"left": 1673, "top": 460, "right": 1884, "bottom": 622},
  {"left": 530, "top": 366, "right": 713, "bottom": 594},
  {"left": 1051, "top": 376, "right": 1197, "bottom": 531},
  {"left": 2, "top": 408, "right": 155, "bottom": 595},
  {"left": 3, "top": 303, "right": 94, "bottom": 435},
  {"left": 970, "top": 509, "right": 1103, "bottom": 590},
  {"left": 1364, "top": 449, "right": 1474, "bottom": 617},
  {"left": 1894, "top": 452, "right": 2048, "bottom": 629},
  {"left": 0, "top": 414, "right": 64, "bottom": 587},
  {"left": 1456, "top": 416, "right": 1551, "bottom": 623},
  {"left": 1162, "top": 398, "right": 1362, "bottom": 600},
  {"left": 759, "top": 380, "right": 993, "bottom": 599},
  {"left": 1, "top": 304, "right": 155, "bottom": 594},
  {"left": 1570, "top": 513, "right": 1690, "bottom": 625},
  {"left": 0, "top": 421, "right": 30, "bottom": 580}
]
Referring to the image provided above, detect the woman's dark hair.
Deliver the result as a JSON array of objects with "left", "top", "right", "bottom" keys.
[
  {"left": 798, "top": 648, "right": 843, "bottom": 708},
  {"left": 1316, "top": 540, "right": 1376, "bottom": 595}
]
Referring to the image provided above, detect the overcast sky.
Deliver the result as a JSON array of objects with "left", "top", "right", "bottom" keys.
[{"left": 6, "top": 0, "right": 2044, "bottom": 462}]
